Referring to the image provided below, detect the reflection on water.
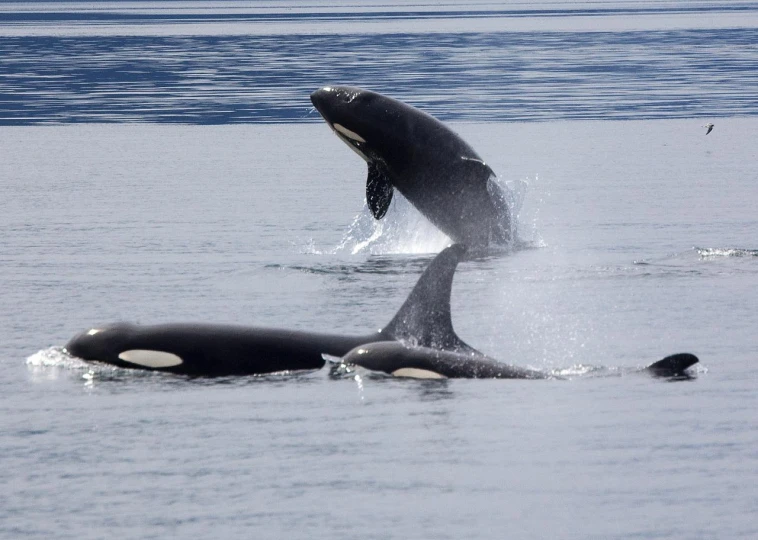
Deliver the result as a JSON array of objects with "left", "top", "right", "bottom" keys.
[{"left": 265, "top": 252, "right": 436, "bottom": 282}]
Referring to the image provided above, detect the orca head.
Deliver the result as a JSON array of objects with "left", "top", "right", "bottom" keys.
[
  {"left": 65, "top": 323, "right": 185, "bottom": 369},
  {"left": 311, "top": 86, "right": 497, "bottom": 222},
  {"left": 312, "top": 86, "right": 426, "bottom": 218},
  {"left": 310, "top": 86, "right": 412, "bottom": 167},
  {"left": 342, "top": 342, "right": 448, "bottom": 379},
  {"left": 65, "top": 323, "right": 132, "bottom": 361}
]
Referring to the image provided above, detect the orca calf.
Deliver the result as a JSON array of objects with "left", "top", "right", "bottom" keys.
[
  {"left": 310, "top": 86, "right": 511, "bottom": 248},
  {"left": 336, "top": 342, "right": 699, "bottom": 380},
  {"left": 65, "top": 245, "right": 476, "bottom": 376},
  {"left": 338, "top": 342, "right": 547, "bottom": 379}
]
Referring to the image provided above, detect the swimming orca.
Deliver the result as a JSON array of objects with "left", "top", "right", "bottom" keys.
[
  {"left": 646, "top": 353, "right": 700, "bottom": 378},
  {"left": 335, "top": 342, "right": 699, "bottom": 380},
  {"left": 337, "top": 342, "right": 546, "bottom": 379},
  {"left": 310, "top": 86, "right": 511, "bottom": 248},
  {"left": 65, "top": 245, "right": 475, "bottom": 376}
]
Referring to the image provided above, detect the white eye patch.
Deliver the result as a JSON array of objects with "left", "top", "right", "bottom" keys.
[
  {"left": 333, "top": 123, "right": 366, "bottom": 143},
  {"left": 391, "top": 368, "right": 446, "bottom": 379},
  {"left": 118, "top": 349, "right": 183, "bottom": 368}
]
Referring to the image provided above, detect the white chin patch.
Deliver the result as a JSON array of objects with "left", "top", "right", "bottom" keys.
[
  {"left": 118, "top": 349, "right": 183, "bottom": 368},
  {"left": 391, "top": 368, "right": 446, "bottom": 379},
  {"left": 333, "top": 123, "right": 366, "bottom": 143}
]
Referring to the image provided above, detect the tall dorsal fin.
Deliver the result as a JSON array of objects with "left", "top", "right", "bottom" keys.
[
  {"left": 646, "top": 353, "right": 699, "bottom": 377},
  {"left": 381, "top": 244, "right": 477, "bottom": 353}
]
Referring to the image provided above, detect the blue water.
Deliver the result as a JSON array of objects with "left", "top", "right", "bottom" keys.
[
  {"left": 2, "top": 1, "right": 758, "bottom": 124},
  {"left": 2, "top": 2, "right": 758, "bottom": 539}
]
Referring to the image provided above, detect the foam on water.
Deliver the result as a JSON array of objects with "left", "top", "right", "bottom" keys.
[
  {"left": 25, "top": 346, "right": 106, "bottom": 385},
  {"left": 26, "top": 346, "right": 90, "bottom": 370},
  {"left": 696, "top": 247, "right": 758, "bottom": 258}
]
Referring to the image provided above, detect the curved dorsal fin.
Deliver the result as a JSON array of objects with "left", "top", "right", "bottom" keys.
[
  {"left": 647, "top": 353, "right": 699, "bottom": 377},
  {"left": 381, "top": 244, "right": 477, "bottom": 353}
]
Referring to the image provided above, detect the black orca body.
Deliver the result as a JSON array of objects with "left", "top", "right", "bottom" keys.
[
  {"left": 65, "top": 245, "right": 475, "bottom": 376},
  {"left": 338, "top": 342, "right": 700, "bottom": 380},
  {"left": 646, "top": 353, "right": 700, "bottom": 378},
  {"left": 310, "top": 86, "right": 511, "bottom": 248},
  {"left": 340, "top": 342, "right": 547, "bottom": 379}
]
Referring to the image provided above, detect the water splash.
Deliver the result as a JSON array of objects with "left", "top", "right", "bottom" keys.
[
  {"left": 353, "top": 372, "right": 365, "bottom": 402},
  {"left": 26, "top": 346, "right": 91, "bottom": 370},
  {"left": 26, "top": 346, "right": 109, "bottom": 385},
  {"left": 551, "top": 362, "right": 701, "bottom": 380},
  {"left": 696, "top": 247, "right": 758, "bottom": 259},
  {"left": 551, "top": 364, "right": 620, "bottom": 378},
  {"left": 322, "top": 176, "right": 528, "bottom": 256},
  {"left": 332, "top": 192, "right": 451, "bottom": 255},
  {"left": 513, "top": 174, "right": 546, "bottom": 249}
]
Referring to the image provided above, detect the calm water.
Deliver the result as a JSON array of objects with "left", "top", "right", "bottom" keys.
[
  {"left": 2, "top": 1, "right": 758, "bottom": 123},
  {"left": 2, "top": 2, "right": 758, "bottom": 539}
]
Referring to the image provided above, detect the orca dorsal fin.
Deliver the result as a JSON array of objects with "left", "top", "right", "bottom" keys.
[
  {"left": 647, "top": 353, "right": 699, "bottom": 377},
  {"left": 367, "top": 161, "right": 393, "bottom": 219},
  {"left": 381, "top": 244, "right": 476, "bottom": 353}
]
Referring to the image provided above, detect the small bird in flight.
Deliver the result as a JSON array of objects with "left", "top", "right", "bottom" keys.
[{"left": 703, "top": 122, "right": 714, "bottom": 135}]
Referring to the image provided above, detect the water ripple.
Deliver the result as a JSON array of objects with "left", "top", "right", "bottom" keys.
[{"left": 1, "top": 27, "right": 757, "bottom": 124}]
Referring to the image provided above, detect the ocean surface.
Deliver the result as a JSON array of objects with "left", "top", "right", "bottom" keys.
[{"left": 2, "top": 1, "right": 757, "bottom": 539}]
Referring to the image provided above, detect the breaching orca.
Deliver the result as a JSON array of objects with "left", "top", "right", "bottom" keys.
[
  {"left": 65, "top": 245, "right": 475, "bottom": 376},
  {"left": 335, "top": 342, "right": 699, "bottom": 380},
  {"left": 310, "top": 86, "right": 511, "bottom": 248}
]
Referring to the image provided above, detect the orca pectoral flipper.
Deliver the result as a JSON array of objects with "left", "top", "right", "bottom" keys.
[
  {"left": 366, "top": 161, "right": 393, "bottom": 219},
  {"left": 646, "top": 353, "right": 699, "bottom": 377}
]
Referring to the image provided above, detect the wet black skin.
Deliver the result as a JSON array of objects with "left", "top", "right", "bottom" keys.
[
  {"left": 342, "top": 342, "right": 548, "bottom": 379},
  {"left": 310, "top": 86, "right": 511, "bottom": 248},
  {"left": 340, "top": 342, "right": 700, "bottom": 380},
  {"left": 65, "top": 245, "right": 474, "bottom": 376},
  {"left": 66, "top": 324, "right": 389, "bottom": 376}
]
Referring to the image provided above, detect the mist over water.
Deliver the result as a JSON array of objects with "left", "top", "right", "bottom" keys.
[
  {"left": 332, "top": 194, "right": 452, "bottom": 255},
  {"left": 2, "top": 2, "right": 758, "bottom": 540}
]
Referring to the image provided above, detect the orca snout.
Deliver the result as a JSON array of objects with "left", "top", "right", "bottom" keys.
[
  {"left": 310, "top": 86, "right": 362, "bottom": 117},
  {"left": 65, "top": 328, "right": 102, "bottom": 359},
  {"left": 309, "top": 87, "right": 330, "bottom": 112},
  {"left": 65, "top": 323, "right": 132, "bottom": 361}
]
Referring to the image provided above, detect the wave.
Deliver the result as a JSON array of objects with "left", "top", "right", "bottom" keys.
[
  {"left": 4, "top": 26, "right": 757, "bottom": 125},
  {"left": 26, "top": 346, "right": 92, "bottom": 370}
]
